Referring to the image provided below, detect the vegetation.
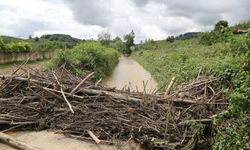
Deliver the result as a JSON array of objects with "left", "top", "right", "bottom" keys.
[
  {"left": 0, "top": 34, "right": 81, "bottom": 53},
  {"left": 214, "top": 20, "right": 229, "bottom": 31},
  {"left": 166, "top": 36, "right": 175, "bottom": 42},
  {"left": 135, "top": 39, "right": 158, "bottom": 51},
  {"left": 50, "top": 42, "right": 119, "bottom": 79},
  {"left": 123, "top": 30, "right": 135, "bottom": 55},
  {"left": 98, "top": 30, "right": 112, "bottom": 46},
  {"left": 40, "top": 34, "right": 81, "bottom": 42},
  {"left": 0, "top": 37, "right": 32, "bottom": 53},
  {"left": 132, "top": 20, "right": 250, "bottom": 149},
  {"left": 199, "top": 20, "right": 233, "bottom": 46},
  {"left": 175, "top": 32, "right": 200, "bottom": 40}
]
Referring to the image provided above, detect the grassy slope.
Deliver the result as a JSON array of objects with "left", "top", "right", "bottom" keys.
[
  {"left": 132, "top": 29, "right": 250, "bottom": 149},
  {"left": 132, "top": 39, "right": 239, "bottom": 89}
]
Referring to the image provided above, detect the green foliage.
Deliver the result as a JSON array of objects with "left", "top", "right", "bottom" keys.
[
  {"left": 199, "top": 28, "right": 233, "bottom": 46},
  {"left": 0, "top": 36, "right": 25, "bottom": 43},
  {"left": 51, "top": 42, "right": 119, "bottom": 79},
  {"left": 98, "top": 30, "right": 112, "bottom": 46},
  {"left": 110, "top": 38, "right": 126, "bottom": 52},
  {"left": 123, "top": 30, "right": 135, "bottom": 55},
  {"left": 215, "top": 20, "right": 229, "bottom": 31},
  {"left": 0, "top": 41, "right": 32, "bottom": 53},
  {"left": 132, "top": 31, "right": 250, "bottom": 149},
  {"left": 213, "top": 112, "right": 250, "bottom": 150},
  {"left": 135, "top": 39, "right": 158, "bottom": 51},
  {"left": 231, "top": 20, "right": 250, "bottom": 30},
  {"left": 35, "top": 37, "right": 39, "bottom": 42},
  {"left": 40, "top": 34, "right": 81, "bottom": 42},
  {"left": 0, "top": 37, "right": 5, "bottom": 51},
  {"left": 0, "top": 35, "right": 80, "bottom": 53},
  {"left": 175, "top": 32, "right": 200, "bottom": 40},
  {"left": 166, "top": 36, "right": 175, "bottom": 43}
]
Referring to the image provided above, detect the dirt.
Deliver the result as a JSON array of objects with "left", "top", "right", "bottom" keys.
[
  {"left": 0, "top": 131, "right": 139, "bottom": 150},
  {"left": 0, "top": 60, "right": 48, "bottom": 75}
]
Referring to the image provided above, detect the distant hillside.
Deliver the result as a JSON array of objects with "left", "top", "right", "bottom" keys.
[
  {"left": 0, "top": 34, "right": 81, "bottom": 52},
  {"left": 40, "top": 34, "right": 81, "bottom": 42},
  {"left": 175, "top": 32, "right": 200, "bottom": 40},
  {"left": 231, "top": 20, "right": 250, "bottom": 30},
  {"left": 0, "top": 36, "right": 26, "bottom": 43}
]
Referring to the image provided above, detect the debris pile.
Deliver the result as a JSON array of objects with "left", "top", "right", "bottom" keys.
[{"left": 0, "top": 68, "right": 228, "bottom": 149}]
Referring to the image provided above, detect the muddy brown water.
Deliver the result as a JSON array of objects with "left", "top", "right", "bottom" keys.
[
  {"left": 0, "top": 57, "right": 157, "bottom": 150},
  {"left": 103, "top": 56, "right": 157, "bottom": 93}
]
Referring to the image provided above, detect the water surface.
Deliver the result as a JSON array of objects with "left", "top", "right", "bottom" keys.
[{"left": 103, "top": 56, "right": 157, "bottom": 93}]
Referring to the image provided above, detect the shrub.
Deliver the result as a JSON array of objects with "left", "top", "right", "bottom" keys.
[
  {"left": 136, "top": 39, "right": 158, "bottom": 51},
  {"left": 166, "top": 36, "right": 175, "bottom": 43},
  {"left": 1, "top": 42, "right": 32, "bottom": 53},
  {"left": 0, "top": 37, "right": 5, "bottom": 52},
  {"left": 51, "top": 42, "right": 119, "bottom": 79}
]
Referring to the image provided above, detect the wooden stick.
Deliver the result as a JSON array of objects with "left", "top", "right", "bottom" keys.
[
  {"left": 87, "top": 130, "right": 100, "bottom": 144},
  {"left": 80, "top": 88, "right": 142, "bottom": 102},
  {"left": 0, "top": 75, "right": 55, "bottom": 87},
  {"left": 0, "top": 132, "right": 42, "bottom": 150},
  {"left": 71, "top": 72, "right": 94, "bottom": 94},
  {"left": 165, "top": 76, "right": 176, "bottom": 96},
  {"left": 95, "top": 78, "right": 102, "bottom": 86},
  {"left": 178, "top": 119, "right": 212, "bottom": 126},
  {"left": 52, "top": 72, "right": 74, "bottom": 114}
]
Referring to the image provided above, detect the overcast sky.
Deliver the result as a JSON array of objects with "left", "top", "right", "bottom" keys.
[{"left": 0, "top": 0, "right": 249, "bottom": 42}]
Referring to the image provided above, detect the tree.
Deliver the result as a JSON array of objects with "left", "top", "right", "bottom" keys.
[
  {"left": 113, "top": 36, "right": 122, "bottom": 42},
  {"left": 166, "top": 36, "right": 175, "bottom": 43},
  {"left": 123, "top": 30, "right": 135, "bottom": 55},
  {"left": 215, "top": 20, "right": 229, "bottom": 31},
  {"left": 98, "top": 30, "right": 111, "bottom": 46},
  {"left": 28, "top": 35, "right": 32, "bottom": 39},
  {"left": 35, "top": 37, "right": 39, "bottom": 42}
]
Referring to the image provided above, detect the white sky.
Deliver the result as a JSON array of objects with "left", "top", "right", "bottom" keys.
[{"left": 0, "top": 0, "right": 249, "bottom": 42}]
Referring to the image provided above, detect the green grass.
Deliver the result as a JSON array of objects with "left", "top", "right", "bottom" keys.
[
  {"left": 132, "top": 39, "right": 234, "bottom": 89},
  {"left": 132, "top": 32, "right": 250, "bottom": 149},
  {"left": 49, "top": 41, "right": 119, "bottom": 80}
]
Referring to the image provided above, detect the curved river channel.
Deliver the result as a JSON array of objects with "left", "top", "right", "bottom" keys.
[{"left": 0, "top": 57, "right": 157, "bottom": 150}]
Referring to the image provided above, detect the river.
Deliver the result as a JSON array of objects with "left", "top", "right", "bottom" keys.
[
  {"left": 0, "top": 56, "right": 157, "bottom": 150},
  {"left": 103, "top": 56, "right": 157, "bottom": 93}
]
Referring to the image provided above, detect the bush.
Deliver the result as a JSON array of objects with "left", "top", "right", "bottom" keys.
[
  {"left": 166, "top": 36, "right": 175, "bottom": 43},
  {"left": 0, "top": 41, "right": 32, "bottom": 53},
  {"left": 199, "top": 28, "right": 233, "bottom": 46},
  {"left": 136, "top": 39, "right": 158, "bottom": 51},
  {"left": 51, "top": 42, "right": 119, "bottom": 79},
  {"left": 0, "top": 37, "right": 5, "bottom": 52}
]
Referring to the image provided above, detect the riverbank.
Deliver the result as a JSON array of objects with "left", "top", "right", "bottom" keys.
[{"left": 132, "top": 35, "right": 250, "bottom": 149}]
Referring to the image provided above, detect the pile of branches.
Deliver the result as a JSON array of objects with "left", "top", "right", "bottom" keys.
[{"left": 0, "top": 67, "right": 228, "bottom": 149}]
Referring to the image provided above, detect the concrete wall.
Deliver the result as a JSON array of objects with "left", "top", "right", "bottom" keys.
[{"left": 0, "top": 51, "right": 55, "bottom": 64}]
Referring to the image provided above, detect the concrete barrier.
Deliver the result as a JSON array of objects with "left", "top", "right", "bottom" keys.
[{"left": 0, "top": 51, "right": 55, "bottom": 64}]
